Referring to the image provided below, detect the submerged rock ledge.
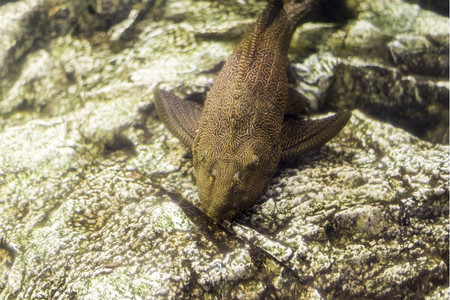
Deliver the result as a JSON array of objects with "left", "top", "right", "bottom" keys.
[{"left": 0, "top": 0, "right": 448, "bottom": 299}]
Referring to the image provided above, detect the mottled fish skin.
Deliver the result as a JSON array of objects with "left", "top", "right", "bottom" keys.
[{"left": 154, "top": 0, "right": 351, "bottom": 221}]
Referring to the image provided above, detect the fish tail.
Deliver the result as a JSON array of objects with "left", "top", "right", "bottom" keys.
[{"left": 284, "top": 0, "right": 318, "bottom": 30}]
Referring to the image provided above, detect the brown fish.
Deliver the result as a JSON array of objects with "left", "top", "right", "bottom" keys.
[{"left": 154, "top": 0, "right": 351, "bottom": 221}]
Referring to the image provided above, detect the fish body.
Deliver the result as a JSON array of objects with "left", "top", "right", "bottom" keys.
[{"left": 155, "top": 0, "right": 351, "bottom": 221}]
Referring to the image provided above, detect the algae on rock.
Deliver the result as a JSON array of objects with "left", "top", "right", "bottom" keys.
[{"left": 0, "top": 0, "right": 448, "bottom": 299}]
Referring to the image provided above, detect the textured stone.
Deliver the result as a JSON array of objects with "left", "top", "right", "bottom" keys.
[
  {"left": 0, "top": 0, "right": 448, "bottom": 299},
  {"left": 290, "top": 0, "right": 449, "bottom": 144}
]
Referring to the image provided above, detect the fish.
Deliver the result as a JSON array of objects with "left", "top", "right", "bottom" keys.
[{"left": 154, "top": 0, "right": 351, "bottom": 221}]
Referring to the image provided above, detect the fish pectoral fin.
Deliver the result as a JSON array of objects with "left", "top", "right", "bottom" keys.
[
  {"left": 280, "top": 110, "right": 351, "bottom": 162},
  {"left": 154, "top": 88, "right": 203, "bottom": 148}
]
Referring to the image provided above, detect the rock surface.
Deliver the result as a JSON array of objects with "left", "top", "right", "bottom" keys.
[{"left": 0, "top": 0, "right": 448, "bottom": 299}]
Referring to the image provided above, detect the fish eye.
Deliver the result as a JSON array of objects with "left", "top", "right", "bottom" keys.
[
  {"left": 197, "top": 150, "right": 207, "bottom": 162},
  {"left": 233, "top": 171, "right": 241, "bottom": 183},
  {"left": 246, "top": 154, "right": 259, "bottom": 168},
  {"left": 209, "top": 168, "right": 217, "bottom": 182}
]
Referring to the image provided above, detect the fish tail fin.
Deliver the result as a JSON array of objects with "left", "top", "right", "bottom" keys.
[{"left": 284, "top": 0, "right": 318, "bottom": 31}]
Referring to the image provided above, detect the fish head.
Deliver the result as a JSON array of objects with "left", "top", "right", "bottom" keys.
[{"left": 193, "top": 146, "right": 279, "bottom": 221}]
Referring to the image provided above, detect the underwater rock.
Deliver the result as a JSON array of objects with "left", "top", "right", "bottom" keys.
[
  {"left": 387, "top": 34, "right": 449, "bottom": 77},
  {"left": 290, "top": 0, "right": 449, "bottom": 144},
  {"left": 326, "top": 62, "right": 449, "bottom": 144},
  {"left": 0, "top": 0, "right": 448, "bottom": 299},
  {"left": 405, "top": 0, "right": 449, "bottom": 16}
]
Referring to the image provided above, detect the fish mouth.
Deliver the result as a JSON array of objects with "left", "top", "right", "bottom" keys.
[{"left": 201, "top": 198, "right": 239, "bottom": 222}]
